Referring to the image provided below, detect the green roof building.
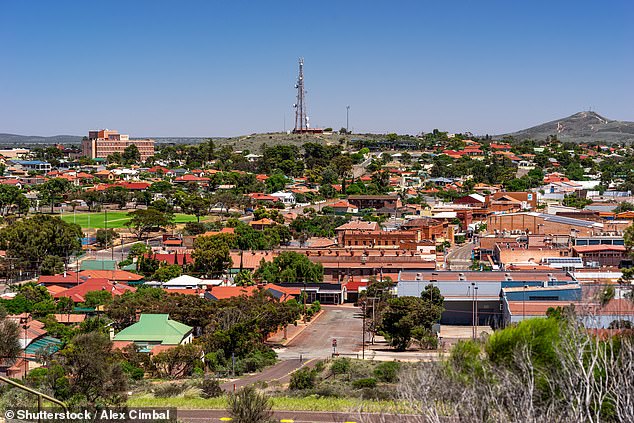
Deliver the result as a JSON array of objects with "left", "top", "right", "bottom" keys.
[
  {"left": 113, "top": 314, "right": 193, "bottom": 351},
  {"left": 80, "top": 259, "right": 117, "bottom": 271}
]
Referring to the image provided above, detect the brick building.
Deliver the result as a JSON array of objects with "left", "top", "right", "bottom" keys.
[
  {"left": 347, "top": 195, "right": 400, "bottom": 210},
  {"left": 82, "top": 129, "right": 155, "bottom": 161},
  {"left": 487, "top": 212, "right": 604, "bottom": 237},
  {"left": 488, "top": 191, "right": 538, "bottom": 211},
  {"left": 572, "top": 245, "right": 627, "bottom": 268},
  {"left": 337, "top": 229, "right": 433, "bottom": 250},
  {"left": 401, "top": 217, "right": 447, "bottom": 240}
]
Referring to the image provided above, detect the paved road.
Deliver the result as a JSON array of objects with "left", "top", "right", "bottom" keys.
[
  {"left": 220, "top": 359, "right": 313, "bottom": 392},
  {"left": 275, "top": 305, "right": 363, "bottom": 360},
  {"left": 177, "top": 409, "right": 420, "bottom": 423},
  {"left": 87, "top": 236, "right": 162, "bottom": 263},
  {"left": 445, "top": 242, "right": 474, "bottom": 271}
]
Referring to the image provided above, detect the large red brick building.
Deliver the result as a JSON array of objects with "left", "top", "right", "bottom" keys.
[{"left": 82, "top": 129, "right": 155, "bottom": 162}]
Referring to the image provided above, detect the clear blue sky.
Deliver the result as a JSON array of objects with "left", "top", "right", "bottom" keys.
[{"left": 1, "top": 0, "right": 632, "bottom": 137}]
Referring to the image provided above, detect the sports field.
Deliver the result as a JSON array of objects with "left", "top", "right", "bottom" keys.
[{"left": 59, "top": 211, "right": 199, "bottom": 229}]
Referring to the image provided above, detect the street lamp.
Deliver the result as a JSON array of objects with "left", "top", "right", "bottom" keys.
[
  {"left": 346, "top": 106, "right": 350, "bottom": 133},
  {"left": 20, "top": 315, "right": 29, "bottom": 378},
  {"left": 302, "top": 280, "right": 307, "bottom": 324}
]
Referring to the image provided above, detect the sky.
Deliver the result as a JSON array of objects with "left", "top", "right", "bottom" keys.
[{"left": 1, "top": 0, "right": 633, "bottom": 137}]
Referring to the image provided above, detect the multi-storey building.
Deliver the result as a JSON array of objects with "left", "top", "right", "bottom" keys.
[{"left": 81, "top": 129, "right": 154, "bottom": 162}]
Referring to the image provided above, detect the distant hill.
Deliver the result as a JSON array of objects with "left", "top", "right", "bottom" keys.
[
  {"left": 0, "top": 133, "right": 83, "bottom": 146},
  {"left": 0, "top": 131, "right": 377, "bottom": 150},
  {"left": 498, "top": 111, "right": 634, "bottom": 143}
]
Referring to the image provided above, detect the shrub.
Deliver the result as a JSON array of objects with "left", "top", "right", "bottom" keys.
[
  {"left": 200, "top": 377, "right": 223, "bottom": 398},
  {"left": 330, "top": 358, "right": 351, "bottom": 377},
  {"left": 289, "top": 367, "right": 317, "bottom": 391},
  {"left": 314, "top": 360, "right": 325, "bottom": 373},
  {"left": 227, "top": 386, "right": 275, "bottom": 423},
  {"left": 352, "top": 377, "right": 377, "bottom": 389},
  {"left": 237, "top": 349, "right": 277, "bottom": 374},
  {"left": 121, "top": 361, "right": 144, "bottom": 381},
  {"left": 153, "top": 382, "right": 188, "bottom": 398},
  {"left": 373, "top": 361, "right": 401, "bottom": 383}
]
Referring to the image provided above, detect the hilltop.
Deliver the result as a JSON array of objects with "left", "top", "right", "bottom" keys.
[{"left": 498, "top": 111, "right": 634, "bottom": 143}]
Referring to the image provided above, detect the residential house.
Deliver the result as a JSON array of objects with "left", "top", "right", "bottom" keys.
[{"left": 112, "top": 314, "right": 193, "bottom": 352}]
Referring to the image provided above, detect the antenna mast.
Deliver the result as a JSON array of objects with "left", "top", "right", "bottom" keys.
[{"left": 293, "top": 58, "right": 307, "bottom": 133}]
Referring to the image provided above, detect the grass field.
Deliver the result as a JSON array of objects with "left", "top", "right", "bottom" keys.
[
  {"left": 128, "top": 395, "right": 405, "bottom": 412},
  {"left": 59, "top": 211, "right": 199, "bottom": 229}
]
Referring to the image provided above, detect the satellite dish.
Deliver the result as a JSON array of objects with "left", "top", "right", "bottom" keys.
[
  {"left": 294, "top": 84, "right": 298, "bottom": 88},
  {"left": 293, "top": 104, "right": 297, "bottom": 108}
]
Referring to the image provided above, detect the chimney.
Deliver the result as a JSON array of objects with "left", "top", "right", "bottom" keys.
[{"left": 109, "top": 327, "right": 115, "bottom": 341}]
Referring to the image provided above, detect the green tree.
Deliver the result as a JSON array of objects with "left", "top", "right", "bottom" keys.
[
  {"left": 379, "top": 296, "right": 443, "bottom": 351},
  {"left": 125, "top": 207, "right": 174, "bottom": 240},
  {"left": 152, "top": 264, "right": 182, "bottom": 282},
  {"left": 40, "top": 255, "right": 65, "bottom": 275},
  {"left": 122, "top": 144, "right": 141, "bottom": 164},
  {"left": 234, "top": 269, "right": 255, "bottom": 286},
  {"left": 0, "top": 306, "right": 21, "bottom": 365},
  {"left": 265, "top": 173, "right": 288, "bottom": 194},
  {"left": 61, "top": 332, "right": 127, "bottom": 407},
  {"left": 0, "top": 215, "right": 82, "bottom": 273},
  {"left": 192, "top": 235, "right": 233, "bottom": 277},
  {"left": 181, "top": 194, "right": 210, "bottom": 222},
  {"left": 38, "top": 178, "right": 72, "bottom": 213},
  {"left": 96, "top": 228, "right": 119, "bottom": 248},
  {"left": 0, "top": 185, "right": 29, "bottom": 216},
  {"left": 83, "top": 290, "right": 113, "bottom": 308},
  {"left": 255, "top": 251, "right": 323, "bottom": 284}
]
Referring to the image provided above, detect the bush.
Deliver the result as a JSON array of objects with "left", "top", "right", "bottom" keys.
[
  {"left": 227, "top": 386, "right": 275, "bottom": 423},
  {"left": 352, "top": 377, "right": 377, "bottom": 389},
  {"left": 121, "top": 361, "right": 144, "bottom": 381},
  {"left": 153, "top": 382, "right": 187, "bottom": 398},
  {"left": 330, "top": 358, "right": 351, "bottom": 377},
  {"left": 200, "top": 377, "right": 223, "bottom": 398},
  {"left": 373, "top": 361, "right": 401, "bottom": 383},
  {"left": 289, "top": 367, "right": 317, "bottom": 391},
  {"left": 236, "top": 349, "right": 277, "bottom": 374}
]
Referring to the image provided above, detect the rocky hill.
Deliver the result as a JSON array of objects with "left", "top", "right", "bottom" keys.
[{"left": 499, "top": 111, "right": 634, "bottom": 143}]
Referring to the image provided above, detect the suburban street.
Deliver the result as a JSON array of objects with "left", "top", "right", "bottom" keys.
[
  {"left": 275, "top": 305, "right": 363, "bottom": 360},
  {"left": 445, "top": 242, "right": 474, "bottom": 271}
]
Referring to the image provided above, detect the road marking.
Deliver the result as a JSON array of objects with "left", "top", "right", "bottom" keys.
[
  {"left": 280, "top": 420, "right": 294, "bottom": 423},
  {"left": 219, "top": 418, "right": 233, "bottom": 421}
]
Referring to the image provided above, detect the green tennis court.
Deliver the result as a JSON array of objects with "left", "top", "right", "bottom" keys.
[{"left": 59, "top": 211, "right": 199, "bottom": 229}]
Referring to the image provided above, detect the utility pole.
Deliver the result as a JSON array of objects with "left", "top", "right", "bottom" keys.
[
  {"left": 523, "top": 284, "right": 528, "bottom": 321},
  {"left": 474, "top": 285, "right": 479, "bottom": 337},
  {"left": 471, "top": 282, "right": 476, "bottom": 339},
  {"left": 362, "top": 300, "right": 366, "bottom": 359},
  {"left": 104, "top": 209, "right": 108, "bottom": 270},
  {"left": 346, "top": 105, "right": 350, "bottom": 133}
]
